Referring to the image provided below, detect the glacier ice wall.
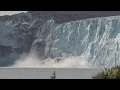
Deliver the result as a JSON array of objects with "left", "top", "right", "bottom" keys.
[
  {"left": 34, "top": 16, "right": 120, "bottom": 68},
  {"left": 1, "top": 13, "right": 120, "bottom": 68}
]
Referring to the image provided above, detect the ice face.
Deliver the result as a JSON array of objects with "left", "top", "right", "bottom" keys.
[
  {"left": 33, "top": 16, "right": 120, "bottom": 68},
  {"left": 1, "top": 12, "right": 120, "bottom": 68}
]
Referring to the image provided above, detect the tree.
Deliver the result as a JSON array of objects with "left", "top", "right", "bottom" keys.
[
  {"left": 92, "top": 66, "right": 120, "bottom": 79},
  {"left": 50, "top": 71, "right": 56, "bottom": 79}
]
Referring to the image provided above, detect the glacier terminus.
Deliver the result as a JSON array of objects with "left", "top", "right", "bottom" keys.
[{"left": 0, "top": 11, "right": 120, "bottom": 68}]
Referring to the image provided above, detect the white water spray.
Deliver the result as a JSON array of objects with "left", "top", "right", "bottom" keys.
[{"left": 11, "top": 51, "right": 90, "bottom": 68}]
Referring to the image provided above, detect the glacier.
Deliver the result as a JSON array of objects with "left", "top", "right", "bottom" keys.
[
  {"left": 34, "top": 16, "right": 120, "bottom": 68},
  {"left": 1, "top": 12, "right": 120, "bottom": 68}
]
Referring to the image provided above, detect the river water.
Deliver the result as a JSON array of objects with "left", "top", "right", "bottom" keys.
[{"left": 0, "top": 68, "right": 103, "bottom": 79}]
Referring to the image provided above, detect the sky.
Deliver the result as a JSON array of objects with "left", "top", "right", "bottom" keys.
[{"left": 0, "top": 11, "right": 28, "bottom": 16}]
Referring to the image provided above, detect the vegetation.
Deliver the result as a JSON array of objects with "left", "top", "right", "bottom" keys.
[
  {"left": 92, "top": 66, "right": 120, "bottom": 79},
  {"left": 50, "top": 71, "right": 56, "bottom": 79}
]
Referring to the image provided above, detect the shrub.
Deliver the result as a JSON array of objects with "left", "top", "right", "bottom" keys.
[{"left": 92, "top": 66, "right": 120, "bottom": 79}]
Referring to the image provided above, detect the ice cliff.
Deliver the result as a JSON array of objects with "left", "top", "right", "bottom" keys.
[{"left": 0, "top": 11, "right": 120, "bottom": 68}]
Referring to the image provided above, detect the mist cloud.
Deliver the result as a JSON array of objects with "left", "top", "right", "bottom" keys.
[{"left": 10, "top": 53, "right": 90, "bottom": 68}]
